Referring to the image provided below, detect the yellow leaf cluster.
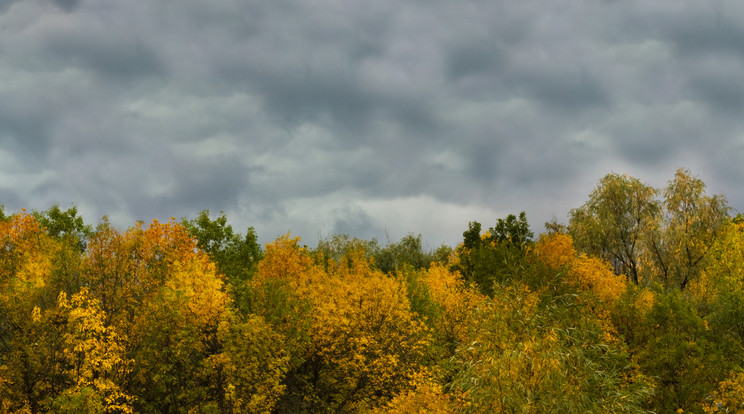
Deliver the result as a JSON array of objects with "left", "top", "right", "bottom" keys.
[
  {"left": 421, "top": 263, "right": 487, "bottom": 346},
  {"left": 703, "top": 221, "right": 744, "bottom": 292},
  {"left": 0, "top": 212, "right": 58, "bottom": 296},
  {"left": 374, "top": 376, "right": 463, "bottom": 413},
  {"left": 533, "top": 233, "right": 577, "bottom": 269},
  {"left": 57, "top": 288, "right": 134, "bottom": 413},
  {"left": 453, "top": 283, "right": 576, "bottom": 412},
  {"left": 571, "top": 255, "right": 627, "bottom": 304},
  {"left": 254, "top": 235, "right": 430, "bottom": 412},
  {"left": 535, "top": 233, "right": 627, "bottom": 305},
  {"left": 703, "top": 371, "right": 744, "bottom": 414},
  {"left": 209, "top": 313, "right": 289, "bottom": 414}
]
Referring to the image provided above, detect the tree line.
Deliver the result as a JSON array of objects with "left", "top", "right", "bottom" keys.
[{"left": 1, "top": 168, "right": 744, "bottom": 413}]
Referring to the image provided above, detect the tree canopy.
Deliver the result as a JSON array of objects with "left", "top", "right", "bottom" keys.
[{"left": 1, "top": 169, "right": 743, "bottom": 413}]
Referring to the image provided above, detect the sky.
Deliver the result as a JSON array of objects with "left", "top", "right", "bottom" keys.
[{"left": 2, "top": 0, "right": 744, "bottom": 248}]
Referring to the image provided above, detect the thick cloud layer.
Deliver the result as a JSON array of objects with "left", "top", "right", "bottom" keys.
[{"left": 2, "top": 0, "right": 743, "bottom": 246}]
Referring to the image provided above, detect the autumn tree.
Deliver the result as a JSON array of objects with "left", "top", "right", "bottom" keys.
[
  {"left": 570, "top": 169, "right": 730, "bottom": 290},
  {"left": 703, "top": 371, "right": 744, "bottom": 414},
  {"left": 569, "top": 173, "right": 659, "bottom": 284},
  {"left": 649, "top": 169, "right": 729, "bottom": 289},
  {"left": 448, "top": 279, "right": 651, "bottom": 413},
  {"left": 253, "top": 234, "right": 431, "bottom": 413},
  {"left": 206, "top": 311, "right": 289, "bottom": 414},
  {"left": 313, "top": 233, "right": 380, "bottom": 270},
  {"left": 0, "top": 211, "right": 65, "bottom": 412},
  {"left": 0, "top": 212, "right": 131, "bottom": 413},
  {"left": 48, "top": 289, "right": 133, "bottom": 414}
]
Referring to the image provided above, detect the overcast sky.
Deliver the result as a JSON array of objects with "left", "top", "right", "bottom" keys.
[{"left": 2, "top": 0, "right": 744, "bottom": 247}]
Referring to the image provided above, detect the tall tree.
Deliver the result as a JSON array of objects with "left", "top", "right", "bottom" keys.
[
  {"left": 569, "top": 173, "right": 660, "bottom": 284},
  {"left": 650, "top": 169, "right": 729, "bottom": 289}
]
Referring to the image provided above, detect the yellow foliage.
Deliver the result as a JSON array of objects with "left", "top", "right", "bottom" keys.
[
  {"left": 686, "top": 270, "right": 717, "bottom": 308},
  {"left": 454, "top": 283, "right": 572, "bottom": 412},
  {"left": 254, "top": 236, "right": 430, "bottom": 412},
  {"left": 0, "top": 212, "right": 58, "bottom": 297},
  {"left": 571, "top": 255, "right": 627, "bottom": 304},
  {"left": 56, "top": 288, "right": 134, "bottom": 413},
  {"left": 703, "top": 221, "right": 744, "bottom": 292},
  {"left": 258, "top": 233, "right": 314, "bottom": 282},
  {"left": 84, "top": 218, "right": 229, "bottom": 332},
  {"left": 209, "top": 312, "right": 289, "bottom": 414},
  {"left": 533, "top": 233, "right": 577, "bottom": 269},
  {"left": 31, "top": 306, "right": 41, "bottom": 323},
  {"left": 82, "top": 218, "right": 236, "bottom": 412},
  {"left": 534, "top": 234, "right": 627, "bottom": 305},
  {"left": 533, "top": 233, "right": 632, "bottom": 345},
  {"left": 421, "top": 263, "right": 487, "bottom": 346},
  {"left": 634, "top": 289, "right": 655, "bottom": 317},
  {"left": 703, "top": 371, "right": 744, "bottom": 413},
  {"left": 374, "top": 376, "right": 463, "bottom": 413},
  {"left": 164, "top": 257, "right": 228, "bottom": 336}
]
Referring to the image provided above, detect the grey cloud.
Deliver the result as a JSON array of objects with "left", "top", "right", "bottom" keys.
[
  {"left": 681, "top": 54, "right": 744, "bottom": 112},
  {"left": 661, "top": 7, "right": 744, "bottom": 58},
  {"left": 0, "top": 107, "right": 52, "bottom": 160},
  {"left": 446, "top": 40, "right": 507, "bottom": 82},
  {"left": 51, "top": 0, "right": 79, "bottom": 12},
  {"left": 0, "top": 189, "right": 23, "bottom": 211},
  {"left": 0, "top": 0, "right": 19, "bottom": 13},
  {"left": 116, "top": 153, "right": 251, "bottom": 223},
  {"left": 3, "top": 0, "right": 744, "bottom": 248},
  {"left": 169, "top": 156, "right": 250, "bottom": 209},
  {"left": 688, "top": 76, "right": 744, "bottom": 112},
  {"left": 331, "top": 205, "right": 380, "bottom": 240},
  {"left": 43, "top": 31, "right": 166, "bottom": 82}
]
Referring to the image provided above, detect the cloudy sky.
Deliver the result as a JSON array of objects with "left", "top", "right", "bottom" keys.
[{"left": 2, "top": 0, "right": 744, "bottom": 247}]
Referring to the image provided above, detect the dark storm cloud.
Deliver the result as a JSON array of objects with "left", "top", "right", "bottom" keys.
[
  {"left": 0, "top": 104, "right": 52, "bottom": 158},
  {"left": 627, "top": 2, "right": 744, "bottom": 58},
  {"left": 331, "top": 205, "right": 380, "bottom": 240},
  {"left": 446, "top": 40, "right": 507, "bottom": 82},
  {"left": 43, "top": 35, "right": 166, "bottom": 82},
  {"left": 0, "top": 189, "right": 23, "bottom": 211},
  {"left": 0, "top": 0, "right": 18, "bottom": 13},
  {"left": 3, "top": 0, "right": 744, "bottom": 246},
  {"left": 50, "top": 0, "right": 79, "bottom": 13},
  {"left": 168, "top": 155, "right": 251, "bottom": 210}
]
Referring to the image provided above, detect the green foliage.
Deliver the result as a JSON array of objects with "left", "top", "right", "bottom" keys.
[
  {"left": 569, "top": 169, "right": 729, "bottom": 289},
  {"left": 182, "top": 209, "right": 262, "bottom": 284},
  {"left": 462, "top": 221, "right": 482, "bottom": 250},
  {"left": 454, "top": 213, "right": 533, "bottom": 296},
  {"left": 394, "top": 265, "right": 441, "bottom": 328},
  {"left": 449, "top": 274, "right": 652, "bottom": 413},
  {"left": 633, "top": 291, "right": 741, "bottom": 413},
  {"left": 489, "top": 211, "right": 533, "bottom": 247},
  {"left": 375, "top": 233, "right": 429, "bottom": 274},
  {"left": 569, "top": 173, "right": 659, "bottom": 284},
  {"left": 32, "top": 204, "right": 93, "bottom": 252},
  {"left": 315, "top": 233, "right": 450, "bottom": 275},
  {"left": 651, "top": 169, "right": 730, "bottom": 289},
  {"left": 313, "top": 233, "right": 380, "bottom": 268}
]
